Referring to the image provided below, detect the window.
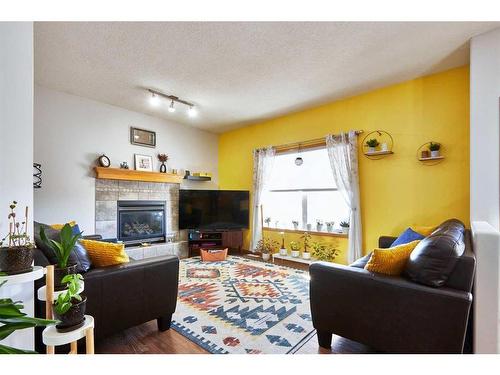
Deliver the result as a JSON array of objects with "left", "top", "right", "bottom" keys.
[{"left": 261, "top": 147, "right": 349, "bottom": 233}]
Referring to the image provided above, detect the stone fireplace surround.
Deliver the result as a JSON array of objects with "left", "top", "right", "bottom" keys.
[{"left": 95, "top": 178, "right": 187, "bottom": 259}]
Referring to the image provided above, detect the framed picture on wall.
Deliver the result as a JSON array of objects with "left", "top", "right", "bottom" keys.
[
  {"left": 130, "top": 127, "right": 156, "bottom": 148},
  {"left": 134, "top": 154, "right": 153, "bottom": 172}
]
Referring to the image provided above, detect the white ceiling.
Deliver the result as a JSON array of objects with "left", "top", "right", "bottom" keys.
[{"left": 34, "top": 22, "right": 499, "bottom": 133}]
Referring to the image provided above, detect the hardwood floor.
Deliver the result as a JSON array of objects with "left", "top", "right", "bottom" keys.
[{"left": 96, "top": 320, "right": 377, "bottom": 354}]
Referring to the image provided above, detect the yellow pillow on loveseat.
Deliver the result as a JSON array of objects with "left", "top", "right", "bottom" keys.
[
  {"left": 79, "top": 239, "right": 129, "bottom": 267},
  {"left": 364, "top": 240, "right": 420, "bottom": 276}
]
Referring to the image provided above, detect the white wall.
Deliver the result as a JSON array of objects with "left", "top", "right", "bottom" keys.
[
  {"left": 0, "top": 22, "right": 35, "bottom": 351},
  {"left": 470, "top": 27, "right": 500, "bottom": 229},
  {"left": 34, "top": 85, "right": 219, "bottom": 234}
]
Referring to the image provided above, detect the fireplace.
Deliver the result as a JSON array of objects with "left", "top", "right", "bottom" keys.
[{"left": 117, "top": 200, "right": 166, "bottom": 245}]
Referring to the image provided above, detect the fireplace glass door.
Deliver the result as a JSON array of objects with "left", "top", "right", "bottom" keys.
[{"left": 118, "top": 201, "right": 166, "bottom": 244}]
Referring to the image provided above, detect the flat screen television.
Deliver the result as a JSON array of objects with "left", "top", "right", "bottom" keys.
[{"left": 179, "top": 190, "right": 250, "bottom": 230}]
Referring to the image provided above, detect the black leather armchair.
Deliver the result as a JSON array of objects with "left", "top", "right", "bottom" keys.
[
  {"left": 309, "top": 231, "right": 475, "bottom": 354},
  {"left": 33, "top": 247, "right": 179, "bottom": 352}
]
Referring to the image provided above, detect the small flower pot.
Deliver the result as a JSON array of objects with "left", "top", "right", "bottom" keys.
[
  {"left": 279, "top": 248, "right": 287, "bottom": 256},
  {"left": 302, "top": 252, "right": 311, "bottom": 260},
  {"left": 53, "top": 296, "right": 87, "bottom": 333},
  {"left": 306, "top": 224, "right": 312, "bottom": 231},
  {"left": 368, "top": 147, "right": 376, "bottom": 153},
  {"left": 262, "top": 253, "right": 271, "bottom": 261},
  {"left": 291, "top": 250, "right": 300, "bottom": 258},
  {"left": 341, "top": 227, "right": 349, "bottom": 234},
  {"left": 316, "top": 224, "right": 323, "bottom": 232},
  {"left": 54, "top": 263, "right": 78, "bottom": 291},
  {"left": 430, "top": 150, "right": 440, "bottom": 158},
  {"left": 0, "top": 247, "right": 34, "bottom": 275},
  {"left": 292, "top": 224, "right": 299, "bottom": 230},
  {"left": 326, "top": 226, "right": 333, "bottom": 233}
]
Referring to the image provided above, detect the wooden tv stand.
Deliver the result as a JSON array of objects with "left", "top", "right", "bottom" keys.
[{"left": 187, "top": 229, "right": 244, "bottom": 258}]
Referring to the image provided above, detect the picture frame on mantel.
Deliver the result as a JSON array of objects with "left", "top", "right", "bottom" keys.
[
  {"left": 130, "top": 127, "right": 156, "bottom": 148},
  {"left": 134, "top": 154, "right": 153, "bottom": 172}
]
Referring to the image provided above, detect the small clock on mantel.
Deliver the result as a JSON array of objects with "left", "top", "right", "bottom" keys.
[{"left": 97, "top": 154, "right": 111, "bottom": 168}]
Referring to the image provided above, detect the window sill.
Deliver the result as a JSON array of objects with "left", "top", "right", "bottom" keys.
[{"left": 263, "top": 227, "right": 348, "bottom": 238}]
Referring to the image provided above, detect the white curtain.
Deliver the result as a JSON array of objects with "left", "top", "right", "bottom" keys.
[
  {"left": 250, "top": 146, "right": 275, "bottom": 252},
  {"left": 326, "top": 131, "right": 362, "bottom": 262}
]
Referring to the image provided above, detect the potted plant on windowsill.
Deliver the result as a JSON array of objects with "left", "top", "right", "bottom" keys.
[
  {"left": 326, "top": 221, "right": 335, "bottom": 233},
  {"left": 340, "top": 220, "right": 350, "bottom": 234},
  {"left": 40, "top": 223, "right": 82, "bottom": 291},
  {"left": 292, "top": 220, "right": 299, "bottom": 231},
  {"left": 264, "top": 217, "right": 271, "bottom": 228},
  {"left": 279, "top": 232, "right": 287, "bottom": 256},
  {"left": 429, "top": 142, "right": 441, "bottom": 158},
  {"left": 311, "top": 242, "right": 341, "bottom": 263},
  {"left": 300, "top": 231, "right": 312, "bottom": 259},
  {"left": 290, "top": 241, "right": 301, "bottom": 258},
  {"left": 53, "top": 273, "right": 86, "bottom": 332},
  {"left": 316, "top": 219, "right": 324, "bottom": 232},
  {"left": 0, "top": 201, "right": 34, "bottom": 275},
  {"left": 365, "top": 138, "right": 380, "bottom": 153},
  {"left": 255, "top": 237, "right": 279, "bottom": 262},
  {"left": 0, "top": 279, "right": 58, "bottom": 353}
]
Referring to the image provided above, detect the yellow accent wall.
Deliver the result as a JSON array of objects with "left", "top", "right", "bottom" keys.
[{"left": 218, "top": 66, "right": 470, "bottom": 264}]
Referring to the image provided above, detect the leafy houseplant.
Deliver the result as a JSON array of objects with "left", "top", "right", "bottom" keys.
[
  {"left": 255, "top": 238, "right": 279, "bottom": 261},
  {"left": 0, "top": 201, "right": 34, "bottom": 275},
  {"left": 53, "top": 274, "right": 86, "bottom": 332},
  {"left": 264, "top": 217, "right": 272, "bottom": 227},
  {"left": 311, "top": 242, "right": 341, "bottom": 263},
  {"left": 429, "top": 142, "right": 441, "bottom": 157},
  {"left": 340, "top": 220, "right": 350, "bottom": 234},
  {"left": 40, "top": 223, "right": 82, "bottom": 291},
  {"left": 316, "top": 219, "right": 323, "bottom": 232},
  {"left": 326, "top": 221, "right": 335, "bottom": 233},
  {"left": 301, "top": 232, "right": 312, "bottom": 259},
  {"left": 292, "top": 220, "right": 299, "bottom": 230},
  {"left": 365, "top": 138, "right": 380, "bottom": 153},
  {"left": 158, "top": 153, "right": 169, "bottom": 173},
  {"left": 0, "top": 279, "right": 57, "bottom": 353},
  {"left": 289, "top": 241, "right": 301, "bottom": 258}
]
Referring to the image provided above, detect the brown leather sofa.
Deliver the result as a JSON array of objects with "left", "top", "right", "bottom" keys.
[
  {"left": 309, "top": 220, "right": 475, "bottom": 354},
  {"left": 33, "top": 247, "right": 179, "bottom": 352}
]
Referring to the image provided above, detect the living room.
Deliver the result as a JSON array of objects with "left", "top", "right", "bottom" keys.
[{"left": 1, "top": 1, "right": 500, "bottom": 372}]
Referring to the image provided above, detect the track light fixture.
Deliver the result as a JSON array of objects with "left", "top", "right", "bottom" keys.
[{"left": 147, "top": 89, "right": 196, "bottom": 117}]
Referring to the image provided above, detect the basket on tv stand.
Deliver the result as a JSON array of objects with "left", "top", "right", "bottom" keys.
[{"left": 188, "top": 229, "right": 243, "bottom": 258}]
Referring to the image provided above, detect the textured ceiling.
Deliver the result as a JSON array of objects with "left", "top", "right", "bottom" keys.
[{"left": 34, "top": 22, "right": 499, "bottom": 133}]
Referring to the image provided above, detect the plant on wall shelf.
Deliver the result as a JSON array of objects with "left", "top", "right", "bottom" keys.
[
  {"left": 428, "top": 142, "right": 441, "bottom": 151},
  {"left": 365, "top": 138, "right": 380, "bottom": 151}
]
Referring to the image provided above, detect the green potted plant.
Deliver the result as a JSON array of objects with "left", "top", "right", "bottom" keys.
[
  {"left": 0, "top": 201, "right": 34, "bottom": 275},
  {"left": 340, "top": 220, "right": 350, "bottom": 234},
  {"left": 326, "top": 221, "right": 335, "bottom": 233},
  {"left": 40, "top": 223, "right": 82, "bottom": 291},
  {"left": 292, "top": 220, "right": 299, "bottom": 230},
  {"left": 279, "top": 231, "right": 287, "bottom": 256},
  {"left": 289, "top": 241, "right": 301, "bottom": 258},
  {"left": 311, "top": 242, "right": 341, "bottom": 263},
  {"left": 365, "top": 138, "right": 380, "bottom": 153},
  {"left": 255, "top": 237, "right": 279, "bottom": 262},
  {"left": 0, "top": 279, "right": 57, "bottom": 353},
  {"left": 300, "top": 232, "right": 312, "bottom": 259},
  {"left": 264, "top": 217, "right": 271, "bottom": 227},
  {"left": 53, "top": 273, "right": 86, "bottom": 332},
  {"left": 316, "top": 219, "right": 324, "bottom": 232},
  {"left": 429, "top": 142, "right": 441, "bottom": 157}
]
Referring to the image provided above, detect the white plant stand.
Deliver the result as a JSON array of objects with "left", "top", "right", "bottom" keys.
[{"left": 42, "top": 315, "right": 95, "bottom": 354}]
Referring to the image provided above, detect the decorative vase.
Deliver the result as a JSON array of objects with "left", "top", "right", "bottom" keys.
[
  {"left": 53, "top": 296, "right": 87, "bottom": 333},
  {"left": 262, "top": 253, "right": 271, "bottom": 262},
  {"left": 160, "top": 162, "right": 167, "bottom": 173},
  {"left": 0, "top": 247, "right": 34, "bottom": 275},
  {"left": 302, "top": 252, "right": 311, "bottom": 260},
  {"left": 279, "top": 248, "right": 287, "bottom": 256},
  {"left": 431, "top": 150, "right": 440, "bottom": 158},
  {"left": 291, "top": 250, "right": 300, "bottom": 258}
]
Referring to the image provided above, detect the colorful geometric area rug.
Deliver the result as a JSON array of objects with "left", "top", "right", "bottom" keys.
[{"left": 171, "top": 256, "right": 315, "bottom": 354}]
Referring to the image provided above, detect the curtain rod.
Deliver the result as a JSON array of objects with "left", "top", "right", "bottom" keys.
[{"left": 273, "top": 130, "right": 364, "bottom": 153}]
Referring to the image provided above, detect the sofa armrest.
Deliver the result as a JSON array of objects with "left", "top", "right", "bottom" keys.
[
  {"left": 378, "top": 236, "right": 396, "bottom": 248},
  {"left": 309, "top": 261, "right": 472, "bottom": 353}
]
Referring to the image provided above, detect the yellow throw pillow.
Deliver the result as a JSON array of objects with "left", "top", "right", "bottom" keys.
[
  {"left": 364, "top": 240, "right": 420, "bottom": 276},
  {"left": 411, "top": 225, "right": 436, "bottom": 237},
  {"left": 50, "top": 221, "right": 77, "bottom": 230},
  {"left": 79, "top": 239, "right": 129, "bottom": 267}
]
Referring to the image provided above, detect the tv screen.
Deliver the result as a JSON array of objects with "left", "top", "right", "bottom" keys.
[{"left": 179, "top": 190, "right": 250, "bottom": 230}]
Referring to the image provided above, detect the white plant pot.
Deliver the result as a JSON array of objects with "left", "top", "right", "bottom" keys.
[
  {"left": 306, "top": 224, "right": 312, "bottom": 231},
  {"left": 291, "top": 250, "right": 300, "bottom": 258},
  {"left": 262, "top": 253, "right": 271, "bottom": 261},
  {"left": 279, "top": 248, "right": 287, "bottom": 256},
  {"left": 326, "top": 226, "right": 333, "bottom": 233},
  {"left": 302, "top": 252, "right": 311, "bottom": 260},
  {"left": 381, "top": 143, "right": 388, "bottom": 152},
  {"left": 341, "top": 227, "right": 349, "bottom": 234},
  {"left": 368, "top": 147, "right": 376, "bottom": 153},
  {"left": 316, "top": 224, "right": 323, "bottom": 232},
  {"left": 431, "top": 150, "right": 440, "bottom": 158}
]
